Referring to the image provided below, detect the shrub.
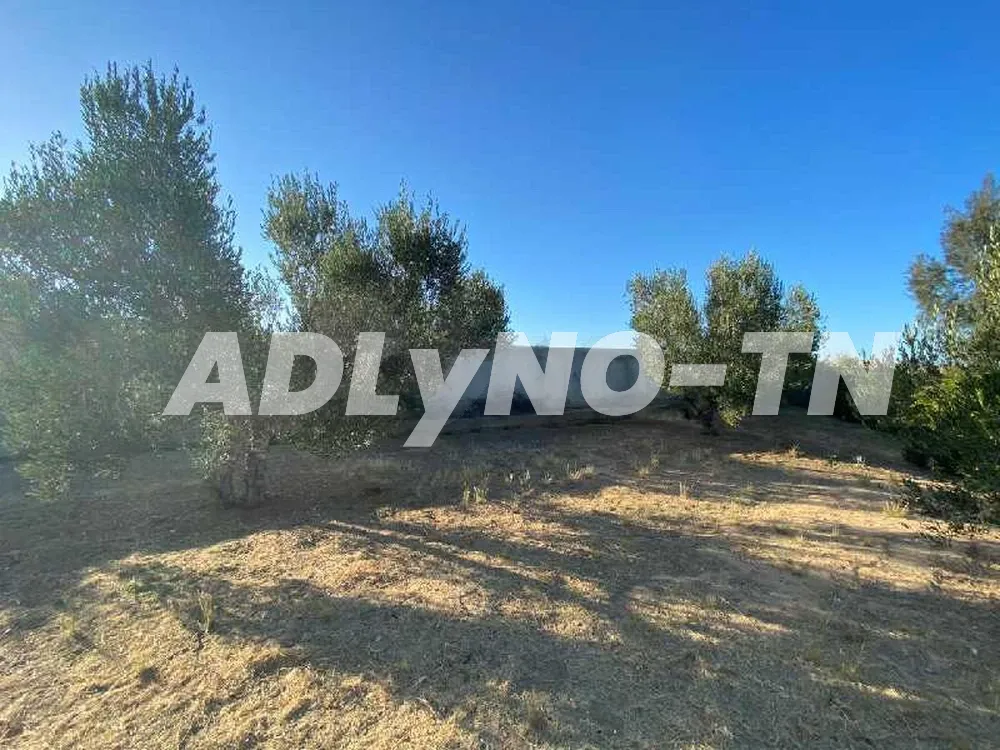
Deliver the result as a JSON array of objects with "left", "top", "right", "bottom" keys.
[{"left": 895, "top": 178, "right": 1000, "bottom": 521}]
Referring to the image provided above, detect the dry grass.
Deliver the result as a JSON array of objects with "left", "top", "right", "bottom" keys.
[{"left": 1, "top": 411, "right": 999, "bottom": 748}]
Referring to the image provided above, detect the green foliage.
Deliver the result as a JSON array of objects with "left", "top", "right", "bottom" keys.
[
  {"left": 629, "top": 251, "right": 822, "bottom": 426},
  {"left": 895, "top": 177, "right": 1000, "bottom": 521},
  {"left": 628, "top": 269, "right": 702, "bottom": 366},
  {"left": 782, "top": 285, "right": 824, "bottom": 392},
  {"left": 909, "top": 175, "right": 1000, "bottom": 332},
  {"left": 194, "top": 409, "right": 272, "bottom": 507},
  {"left": 900, "top": 372, "right": 1000, "bottom": 524},
  {"left": 0, "top": 63, "right": 254, "bottom": 498},
  {"left": 267, "top": 175, "right": 508, "bottom": 353},
  {"left": 265, "top": 174, "right": 509, "bottom": 450}
]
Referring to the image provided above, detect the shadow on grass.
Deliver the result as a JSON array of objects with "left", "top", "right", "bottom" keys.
[
  {"left": 0, "top": 413, "right": 988, "bottom": 609},
  {"left": 110, "top": 505, "right": 1000, "bottom": 747},
  {"left": 2, "top": 413, "right": 998, "bottom": 745}
]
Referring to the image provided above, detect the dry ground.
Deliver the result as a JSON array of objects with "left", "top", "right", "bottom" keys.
[{"left": 1, "top": 412, "right": 998, "bottom": 748}]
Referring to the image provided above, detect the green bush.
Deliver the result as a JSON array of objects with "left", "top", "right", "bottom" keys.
[
  {"left": 895, "top": 178, "right": 1000, "bottom": 522},
  {"left": 895, "top": 368, "right": 1000, "bottom": 522},
  {"left": 194, "top": 410, "right": 272, "bottom": 507}
]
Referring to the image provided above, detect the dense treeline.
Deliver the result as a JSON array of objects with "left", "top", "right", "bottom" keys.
[{"left": 1, "top": 62, "right": 996, "bottom": 521}]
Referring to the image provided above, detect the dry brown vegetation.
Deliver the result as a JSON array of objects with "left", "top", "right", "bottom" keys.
[{"left": 1, "top": 412, "right": 999, "bottom": 748}]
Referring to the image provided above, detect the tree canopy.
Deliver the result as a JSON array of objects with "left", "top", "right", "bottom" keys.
[
  {"left": 895, "top": 177, "right": 1000, "bottom": 521},
  {"left": 0, "top": 63, "right": 255, "bottom": 496},
  {"left": 265, "top": 174, "right": 509, "bottom": 399},
  {"left": 629, "top": 251, "right": 822, "bottom": 425}
]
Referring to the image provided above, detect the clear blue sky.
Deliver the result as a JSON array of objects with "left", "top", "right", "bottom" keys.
[{"left": 3, "top": 1, "right": 998, "bottom": 348}]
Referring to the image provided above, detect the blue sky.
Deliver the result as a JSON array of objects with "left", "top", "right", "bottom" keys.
[{"left": 2, "top": 1, "right": 998, "bottom": 349}]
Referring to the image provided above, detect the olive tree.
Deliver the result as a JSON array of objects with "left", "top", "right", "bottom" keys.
[
  {"left": 265, "top": 174, "right": 509, "bottom": 452},
  {"left": 0, "top": 64, "right": 255, "bottom": 498},
  {"left": 629, "top": 251, "right": 822, "bottom": 427}
]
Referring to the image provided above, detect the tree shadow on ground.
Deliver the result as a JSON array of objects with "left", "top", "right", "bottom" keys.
[
  {"left": 2, "top": 413, "right": 999, "bottom": 746},
  {"left": 111, "top": 502, "right": 1000, "bottom": 747},
  {"left": 0, "top": 414, "right": 992, "bottom": 614}
]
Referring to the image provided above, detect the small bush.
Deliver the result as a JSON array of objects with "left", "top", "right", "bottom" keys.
[{"left": 195, "top": 410, "right": 271, "bottom": 507}]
